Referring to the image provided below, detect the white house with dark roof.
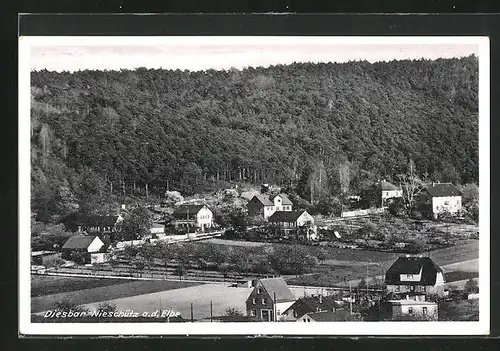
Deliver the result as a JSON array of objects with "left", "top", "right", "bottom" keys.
[
  {"left": 380, "top": 180, "right": 403, "bottom": 204},
  {"left": 245, "top": 277, "right": 296, "bottom": 322},
  {"left": 268, "top": 210, "right": 316, "bottom": 240},
  {"left": 172, "top": 204, "right": 213, "bottom": 231},
  {"left": 61, "top": 235, "right": 105, "bottom": 260},
  {"left": 385, "top": 255, "right": 446, "bottom": 297},
  {"left": 247, "top": 193, "right": 293, "bottom": 220},
  {"left": 418, "top": 182, "right": 462, "bottom": 219}
]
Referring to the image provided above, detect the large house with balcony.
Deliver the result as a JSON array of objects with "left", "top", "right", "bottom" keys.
[
  {"left": 172, "top": 204, "right": 213, "bottom": 231},
  {"left": 247, "top": 193, "right": 293, "bottom": 220},
  {"left": 418, "top": 182, "right": 462, "bottom": 219},
  {"left": 385, "top": 255, "right": 446, "bottom": 297}
]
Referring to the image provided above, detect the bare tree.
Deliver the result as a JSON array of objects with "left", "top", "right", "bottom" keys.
[{"left": 397, "top": 160, "right": 423, "bottom": 215}]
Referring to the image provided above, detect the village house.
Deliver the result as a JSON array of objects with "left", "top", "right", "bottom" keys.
[
  {"left": 385, "top": 255, "right": 446, "bottom": 297},
  {"left": 380, "top": 180, "right": 403, "bottom": 205},
  {"left": 246, "top": 278, "right": 296, "bottom": 322},
  {"left": 247, "top": 193, "right": 293, "bottom": 220},
  {"left": 150, "top": 223, "right": 165, "bottom": 237},
  {"left": 172, "top": 204, "right": 213, "bottom": 231},
  {"left": 268, "top": 210, "right": 317, "bottom": 240},
  {"left": 296, "top": 310, "right": 356, "bottom": 322},
  {"left": 418, "top": 182, "right": 463, "bottom": 219},
  {"left": 360, "top": 179, "right": 402, "bottom": 208},
  {"left": 281, "top": 295, "right": 342, "bottom": 321},
  {"left": 61, "top": 235, "right": 105, "bottom": 262}
]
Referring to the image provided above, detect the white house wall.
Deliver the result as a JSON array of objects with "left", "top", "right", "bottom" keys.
[
  {"left": 196, "top": 207, "right": 213, "bottom": 228},
  {"left": 432, "top": 196, "right": 462, "bottom": 214}
]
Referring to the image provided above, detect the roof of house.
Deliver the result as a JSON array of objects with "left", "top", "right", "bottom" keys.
[
  {"left": 268, "top": 210, "right": 308, "bottom": 223},
  {"left": 379, "top": 180, "right": 401, "bottom": 191},
  {"left": 271, "top": 194, "right": 293, "bottom": 205},
  {"left": 76, "top": 215, "right": 120, "bottom": 227},
  {"left": 424, "top": 183, "right": 462, "bottom": 197},
  {"left": 302, "top": 310, "right": 356, "bottom": 322},
  {"left": 283, "top": 295, "right": 342, "bottom": 316},
  {"left": 259, "top": 278, "right": 296, "bottom": 302},
  {"left": 385, "top": 256, "right": 443, "bottom": 286},
  {"left": 251, "top": 194, "right": 274, "bottom": 206},
  {"left": 62, "top": 235, "right": 100, "bottom": 250},
  {"left": 173, "top": 205, "right": 207, "bottom": 215}
]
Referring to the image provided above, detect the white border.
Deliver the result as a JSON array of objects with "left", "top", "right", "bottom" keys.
[{"left": 19, "top": 36, "right": 490, "bottom": 336}]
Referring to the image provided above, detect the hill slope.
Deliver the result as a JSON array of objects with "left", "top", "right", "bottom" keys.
[{"left": 30, "top": 56, "right": 479, "bottom": 221}]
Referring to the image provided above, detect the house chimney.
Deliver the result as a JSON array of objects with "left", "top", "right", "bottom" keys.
[{"left": 319, "top": 294, "right": 323, "bottom": 304}]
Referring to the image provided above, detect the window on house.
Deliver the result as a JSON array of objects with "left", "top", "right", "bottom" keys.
[
  {"left": 408, "top": 307, "right": 414, "bottom": 315},
  {"left": 303, "top": 319, "right": 307, "bottom": 322},
  {"left": 307, "top": 318, "right": 311, "bottom": 322},
  {"left": 252, "top": 298, "right": 257, "bottom": 305},
  {"left": 396, "top": 285, "right": 400, "bottom": 292},
  {"left": 257, "top": 288, "right": 262, "bottom": 294},
  {"left": 250, "top": 310, "right": 256, "bottom": 316},
  {"left": 407, "top": 274, "right": 412, "bottom": 278},
  {"left": 262, "top": 298, "right": 267, "bottom": 304},
  {"left": 422, "top": 307, "right": 428, "bottom": 315},
  {"left": 422, "top": 286, "right": 426, "bottom": 292}
]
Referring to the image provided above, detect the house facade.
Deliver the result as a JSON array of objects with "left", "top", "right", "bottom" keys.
[
  {"left": 245, "top": 278, "right": 296, "bottom": 321},
  {"left": 247, "top": 194, "right": 293, "bottom": 220},
  {"left": 383, "top": 299, "right": 438, "bottom": 321},
  {"left": 380, "top": 180, "right": 403, "bottom": 205},
  {"left": 418, "top": 183, "right": 462, "bottom": 219},
  {"left": 172, "top": 205, "right": 213, "bottom": 231},
  {"left": 385, "top": 255, "right": 446, "bottom": 297}
]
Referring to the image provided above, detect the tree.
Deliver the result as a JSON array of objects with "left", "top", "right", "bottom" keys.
[
  {"left": 397, "top": 160, "right": 424, "bottom": 215},
  {"left": 163, "top": 191, "right": 184, "bottom": 207},
  {"left": 54, "top": 299, "right": 89, "bottom": 313},
  {"left": 175, "top": 263, "right": 187, "bottom": 280},
  {"left": 132, "top": 256, "right": 148, "bottom": 277},
  {"left": 268, "top": 244, "right": 317, "bottom": 276},
  {"left": 225, "top": 307, "right": 243, "bottom": 316},
  {"left": 117, "top": 206, "right": 153, "bottom": 240},
  {"left": 97, "top": 302, "right": 117, "bottom": 314},
  {"left": 464, "top": 278, "right": 478, "bottom": 293}
]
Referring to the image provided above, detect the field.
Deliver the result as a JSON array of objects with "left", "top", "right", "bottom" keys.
[
  {"left": 78, "top": 283, "right": 254, "bottom": 321},
  {"left": 31, "top": 275, "right": 133, "bottom": 297},
  {"left": 31, "top": 276, "right": 201, "bottom": 314}
]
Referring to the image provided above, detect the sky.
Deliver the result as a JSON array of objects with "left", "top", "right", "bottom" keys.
[{"left": 29, "top": 38, "right": 480, "bottom": 72}]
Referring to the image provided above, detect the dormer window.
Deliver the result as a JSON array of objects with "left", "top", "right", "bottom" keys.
[{"left": 257, "top": 288, "right": 262, "bottom": 294}]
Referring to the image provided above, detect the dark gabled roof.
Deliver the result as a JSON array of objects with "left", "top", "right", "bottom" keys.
[
  {"left": 173, "top": 205, "right": 207, "bottom": 215},
  {"left": 260, "top": 278, "right": 296, "bottom": 302},
  {"left": 283, "top": 295, "right": 342, "bottom": 316},
  {"left": 62, "top": 235, "right": 100, "bottom": 249},
  {"left": 250, "top": 194, "right": 273, "bottom": 206},
  {"left": 424, "top": 183, "right": 462, "bottom": 197},
  {"left": 76, "top": 215, "right": 120, "bottom": 227},
  {"left": 379, "top": 180, "right": 401, "bottom": 191},
  {"left": 385, "top": 256, "right": 443, "bottom": 286},
  {"left": 303, "top": 310, "right": 355, "bottom": 322},
  {"left": 268, "top": 210, "right": 307, "bottom": 223}
]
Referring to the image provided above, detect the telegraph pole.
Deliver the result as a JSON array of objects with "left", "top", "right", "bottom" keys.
[
  {"left": 273, "top": 292, "right": 277, "bottom": 322},
  {"left": 191, "top": 302, "right": 194, "bottom": 322},
  {"left": 210, "top": 300, "right": 213, "bottom": 322},
  {"left": 349, "top": 281, "right": 353, "bottom": 316}
]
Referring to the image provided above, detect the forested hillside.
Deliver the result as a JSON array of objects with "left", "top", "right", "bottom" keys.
[{"left": 30, "top": 56, "right": 479, "bottom": 222}]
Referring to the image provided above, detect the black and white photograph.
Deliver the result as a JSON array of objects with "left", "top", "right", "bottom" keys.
[{"left": 18, "top": 35, "right": 490, "bottom": 335}]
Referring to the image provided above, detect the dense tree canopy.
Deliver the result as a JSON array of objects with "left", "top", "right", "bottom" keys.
[{"left": 30, "top": 56, "right": 479, "bottom": 221}]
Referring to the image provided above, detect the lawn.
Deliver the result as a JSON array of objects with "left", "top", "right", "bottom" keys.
[
  {"left": 444, "top": 271, "right": 479, "bottom": 283},
  {"left": 31, "top": 279, "right": 202, "bottom": 314},
  {"left": 78, "top": 283, "right": 253, "bottom": 321},
  {"left": 439, "top": 299, "right": 479, "bottom": 321},
  {"left": 31, "top": 275, "right": 132, "bottom": 297}
]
